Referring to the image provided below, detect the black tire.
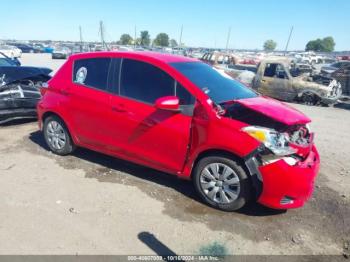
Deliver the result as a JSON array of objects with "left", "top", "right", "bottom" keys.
[
  {"left": 300, "top": 92, "right": 319, "bottom": 106},
  {"left": 43, "top": 115, "right": 75, "bottom": 155},
  {"left": 193, "top": 156, "right": 252, "bottom": 211}
]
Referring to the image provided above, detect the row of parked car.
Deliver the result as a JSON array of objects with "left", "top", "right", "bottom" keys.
[{"left": 0, "top": 42, "right": 55, "bottom": 58}]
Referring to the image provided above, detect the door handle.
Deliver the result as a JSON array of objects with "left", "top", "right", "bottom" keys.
[
  {"left": 60, "top": 89, "right": 70, "bottom": 96},
  {"left": 112, "top": 105, "right": 127, "bottom": 113}
]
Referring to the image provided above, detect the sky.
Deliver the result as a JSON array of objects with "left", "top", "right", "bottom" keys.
[{"left": 1, "top": 0, "right": 350, "bottom": 50}]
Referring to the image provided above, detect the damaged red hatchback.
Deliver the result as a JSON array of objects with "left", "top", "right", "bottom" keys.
[{"left": 37, "top": 52, "right": 320, "bottom": 211}]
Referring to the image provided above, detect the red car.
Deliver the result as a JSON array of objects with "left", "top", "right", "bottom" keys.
[{"left": 37, "top": 52, "right": 320, "bottom": 211}]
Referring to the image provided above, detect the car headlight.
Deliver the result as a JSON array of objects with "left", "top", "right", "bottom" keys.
[{"left": 242, "top": 126, "right": 296, "bottom": 156}]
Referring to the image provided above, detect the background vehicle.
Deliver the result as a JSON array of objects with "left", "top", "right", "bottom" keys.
[
  {"left": 7, "top": 43, "right": 38, "bottom": 53},
  {"left": 52, "top": 47, "right": 71, "bottom": 59},
  {"left": 327, "top": 63, "right": 350, "bottom": 96},
  {"left": 0, "top": 45, "right": 22, "bottom": 58},
  {"left": 38, "top": 52, "right": 319, "bottom": 211},
  {"left": 223, "top": 58, "right": 342, "bottom": 105},
  {"left": 201, "top": 52, "right": 238, "bottom": 67},
  {"left": 321, "top": 61, "right": 350, "bottom": 75},
  {"left": 0, "top": 52, "right": 52, "bottom": 124}
]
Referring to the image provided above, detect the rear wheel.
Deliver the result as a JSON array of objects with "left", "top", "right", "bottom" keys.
[
  {"left": 43, "top": 115, "right": 75, "bottom": 155},
  {"left": 193, "top": 156, "right": 252, "bottom": 211}
]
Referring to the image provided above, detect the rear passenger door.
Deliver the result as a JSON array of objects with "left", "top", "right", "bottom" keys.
[
  {"left": 109, "top": 58, "right": 195, "bottom": 174},
  {"left": 68, "top": 57, "right": 115, "bottom": 149}
]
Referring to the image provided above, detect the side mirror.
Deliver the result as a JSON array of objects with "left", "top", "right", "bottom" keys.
[{"left": 155, "top": 96, "right": 180, "bottom": 111}]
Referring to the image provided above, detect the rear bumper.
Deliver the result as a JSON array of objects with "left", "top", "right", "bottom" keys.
[{"left": 257, "top": 145, "right": 320, "bottom": 209}]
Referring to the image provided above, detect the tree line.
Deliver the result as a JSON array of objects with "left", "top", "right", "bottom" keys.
[
  {"left": 117, "top": 31, "right": 336, "bottom": 52},
  {"left": 118, "top": 31, "right": 178, "bottom": 47},
  {"left": 263, "top": 36, "right": 335, "bottom": 52}
]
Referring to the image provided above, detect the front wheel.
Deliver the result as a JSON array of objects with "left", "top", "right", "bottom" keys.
[
  {"left": 300, "top": 92, "right": 319, "bottom": 106},
  {"left": 193, "top": 156, "right": 252, "bottom": 211},
  {"left": 43, "top": 115, "right": 75, "bottom": 155}
]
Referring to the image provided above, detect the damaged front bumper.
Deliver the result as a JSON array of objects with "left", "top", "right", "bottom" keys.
[
  {"left": 246, "top": 144, "right": 320, "bottom": 209},
  {"left": 255, "top": 145, "right": 320, "bottom": 209},
  {"left": 321, "top": 80, "right": 343, "bottom": 105},
  {"left": 321, "top": 95, "right": 341, "bottom": 105},
  {"left": 0, "top": 108, "right": 37, "bottom": 124},
  {"left": 0, "top": 83, "right": 42, "bottom": 124}
]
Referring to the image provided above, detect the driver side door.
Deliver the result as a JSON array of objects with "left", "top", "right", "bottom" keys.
[{"left": 109, "top": 58, "right": 195, "bottom": 174}]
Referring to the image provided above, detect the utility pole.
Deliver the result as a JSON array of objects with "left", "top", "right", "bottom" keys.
[
  {"left": 79, "top": 26, "right": 83, "bottom": 52},
  {"left": 179, "top": 25, "right": 183, "bottom": 47},
  {"left": 225, "top": 26, "right": 231, "bottom": 52},
  {"left": 285, "top": 26, "right": 294, "bottom": 54},
  {"left": 134, "top": 26, "right": 137, "bottom": 48},
  {"left": 99, "top": 20, "right": 107, "bottom": 50}
]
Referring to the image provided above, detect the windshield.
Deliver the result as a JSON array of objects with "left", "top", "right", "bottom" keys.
[{"left": 171, "top": 62, "right": 257, "bottom": 103}]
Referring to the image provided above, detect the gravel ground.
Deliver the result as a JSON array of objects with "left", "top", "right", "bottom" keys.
[{"left": 0, "top": 54, "right": 349, "bottom": 256}]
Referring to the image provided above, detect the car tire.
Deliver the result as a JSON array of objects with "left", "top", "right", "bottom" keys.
[
  {"left": 300, "top": 92, "right": 319, "bottom": 106},
  {"left": 193, "top": 156, "right": 251, "bottom": 211},
  {"left": 43, "top": 115, "right": 75, "bottom": 155}
]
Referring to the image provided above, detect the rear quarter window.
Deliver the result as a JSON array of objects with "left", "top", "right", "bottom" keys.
[{"left": 73, "top": 58, "right": 111, "bottom": 91}]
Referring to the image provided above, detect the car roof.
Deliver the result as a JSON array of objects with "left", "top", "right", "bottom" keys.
[{"left": 70, "top": 51, "right": 198, "bottom": 64}]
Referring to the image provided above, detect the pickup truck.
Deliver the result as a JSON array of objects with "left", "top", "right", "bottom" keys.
[{"left": 223, "top": 57, "right": 342, "bottom": 105}]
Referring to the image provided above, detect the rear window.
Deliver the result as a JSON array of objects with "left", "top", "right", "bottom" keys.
[{"left": 73, "top": 58, "right": 111, "bottom": 91}]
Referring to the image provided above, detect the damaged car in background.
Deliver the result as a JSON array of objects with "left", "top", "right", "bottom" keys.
[
  {"left": 222, "top": 57, "right": 342, "bottom": 106},
  {"left": 0, "top": 52, "right": 52, "bottom": 124}
]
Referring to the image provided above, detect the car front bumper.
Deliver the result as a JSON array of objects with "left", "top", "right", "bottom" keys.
[
  {"left": 257, "top": 145, "right": 320, "bottom": 209},
  {"left": 321, "top": 96, "right": 340, "bottom": 105}
]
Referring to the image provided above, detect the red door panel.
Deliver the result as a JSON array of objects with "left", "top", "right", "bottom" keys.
[
  {"left": 109, "top": 95, "right": 192, "bottom": 174},
  {"left": 67, "top": 84, "right": 114, "bottom": 149}
]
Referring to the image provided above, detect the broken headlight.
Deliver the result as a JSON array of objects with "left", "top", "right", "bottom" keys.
[{"left": 242, "top": 126, "right": 296, "bottom": 156}]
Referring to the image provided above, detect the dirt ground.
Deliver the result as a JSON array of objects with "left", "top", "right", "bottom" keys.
[{"left": 0, "top": 54, "right": 349, "bottom": 256}]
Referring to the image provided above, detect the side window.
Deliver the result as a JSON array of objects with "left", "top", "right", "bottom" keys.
[
  {"left": 120, "top": 59, "right": 175, "bottom": 104},
  {"left": 176, "top": 82, "right": 195, "bottom": 105},
  {"left": 73, "top": 58, "right": 111, "bottom": 91},
  {"left": 263, "top": 63, "right": 288, "bottom": 79},
  {"left": 275, "top": 64, "right": 288, "bottom": 79},
  {"left": 264, "top": 63, "right": 277, "bottom": 77}
]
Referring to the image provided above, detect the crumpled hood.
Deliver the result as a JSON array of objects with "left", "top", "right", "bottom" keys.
[
  {"left": 235, "top": 96, "right": 311, "bottom": 125},
  {"left": 0, "top": 66, "right": 52, "bottom": 86}
]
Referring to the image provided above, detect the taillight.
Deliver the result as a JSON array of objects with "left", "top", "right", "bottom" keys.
[{"left": 40, "top": 82, "right": 49, "bottom": 96}]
